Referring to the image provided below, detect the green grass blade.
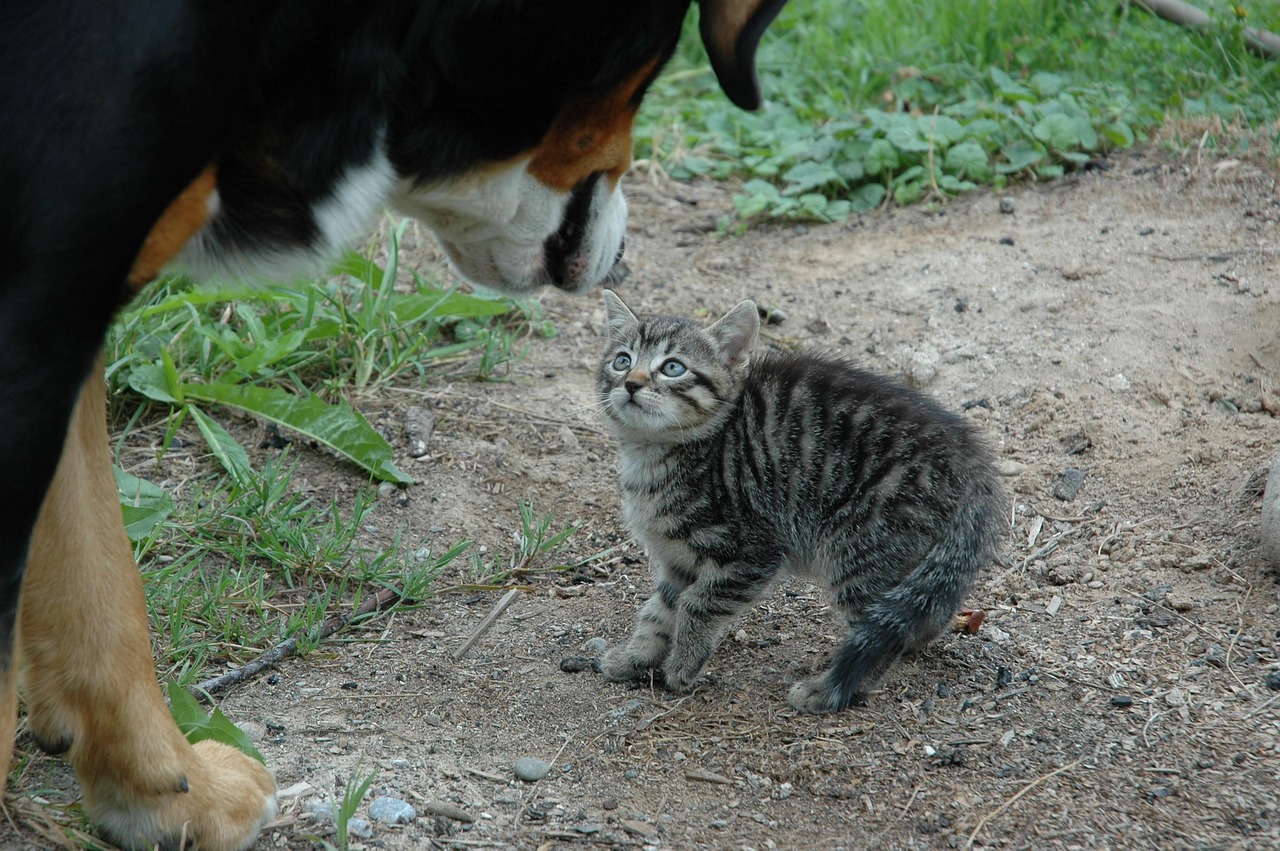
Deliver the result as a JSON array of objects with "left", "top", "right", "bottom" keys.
[
  {"left": 115, "top": 466, "right": 175, "bottom": 542},
  {"left": 180, "top": 382, "right": 413, "bottom": 485},
  {"left": 187, "top": 405, "right": 254, "bottom": 486}
]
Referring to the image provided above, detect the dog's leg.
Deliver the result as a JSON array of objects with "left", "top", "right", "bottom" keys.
[{"left": 19, "top": 356, "right": 276, "bottom": 851}]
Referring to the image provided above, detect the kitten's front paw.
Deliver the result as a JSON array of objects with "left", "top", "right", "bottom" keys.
[
  {"left": 601, "top": 645, "right": 663, "bottom": 685},
  {"left": 659, "top": 658, "right": 702, "bottom": 694},
  {"left": 788, "top": 675, "right": 850, "bottom": 714}
]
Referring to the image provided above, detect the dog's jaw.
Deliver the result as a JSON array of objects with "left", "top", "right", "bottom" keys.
[{"left": 391, "top": 159, "right": 627, "bottom": 295}]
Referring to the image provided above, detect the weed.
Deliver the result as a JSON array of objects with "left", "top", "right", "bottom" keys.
[{"left": 635, "top": 0, "right": 1280, "bottom": 222}]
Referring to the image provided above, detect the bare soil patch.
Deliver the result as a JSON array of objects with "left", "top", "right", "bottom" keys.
[{"left": 10, "top": 148, "right": 1280, "bottom": 850}]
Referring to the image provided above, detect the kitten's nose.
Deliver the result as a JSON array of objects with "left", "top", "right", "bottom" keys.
[{"left": 624, "top": 379, "right": 643, "bottom": 396}]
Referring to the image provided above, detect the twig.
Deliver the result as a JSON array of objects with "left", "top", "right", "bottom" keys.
[
  {"left": 453, "top": 588, "right": 520, "bottom": 661},
  {"left": 1133, "top": 0, "right": 1280, "bottom": 58},
  {"left": 891, "top": 784, "right": 922, "bottom": 823},
  {"left": 965, "top": 760, "right": 1080, "bottom": 848},
  {"left": 195, "top": 586, "right": 405, "bottom": 697},
  {"left": 1149, "top": 247, "right": 1280, "bottom": 262},
  {"left": 1244, "top": 691, "right": 1280, "bottom": 720}
]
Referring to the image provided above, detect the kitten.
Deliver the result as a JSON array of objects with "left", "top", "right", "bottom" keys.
[{"left": 596, "top": 290, "right": 1005, "bottom": 713}]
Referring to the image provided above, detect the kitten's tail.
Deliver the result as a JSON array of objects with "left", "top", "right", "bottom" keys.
[{"left": 810, "top": 475, "right": 1004, "bottom": 712}]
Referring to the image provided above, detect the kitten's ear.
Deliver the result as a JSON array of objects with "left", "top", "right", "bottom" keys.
[
  {"left": 708, "top": 300, "right": 760, "bottom": 364},
  {"left": 601, "top": 289, "right": 639, "bottom": 343}
]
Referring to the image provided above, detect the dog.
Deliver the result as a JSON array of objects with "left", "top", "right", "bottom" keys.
[{"left": 0, "top": 1, "right": 787, "bottom": 848}]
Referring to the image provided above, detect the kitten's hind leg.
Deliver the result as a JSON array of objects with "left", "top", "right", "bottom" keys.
[
  {"left": 602, "top": 563, "right": 693, "bottom": 685},
  {"left": 788, "top": 582, "right": 957, "bottom": 714}
]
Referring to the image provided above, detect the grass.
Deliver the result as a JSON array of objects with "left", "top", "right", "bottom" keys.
[
  {"left": 102, "top": 220, "right": 578, "bottom": 700},
  {"left": 635, "top": 0, "right": 1280, "bottom": 223}
]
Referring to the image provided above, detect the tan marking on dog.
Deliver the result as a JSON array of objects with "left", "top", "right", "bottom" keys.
[
  {"left": 527, "top": 58, "right": 661, "bottom": 192},
  {"left": 127, "top": 165, "right": 217, "bottom": 290},
  {"left": 19, "top": 356, "right": 275, "bottom": 850}
]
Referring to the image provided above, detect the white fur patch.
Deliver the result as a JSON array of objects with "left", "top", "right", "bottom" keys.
[
  {"left": 177, "top": 143, "right": 396, "bottom": 284},
  {"left": 390, "top": 159, "right": 627, "bottom": 295}
]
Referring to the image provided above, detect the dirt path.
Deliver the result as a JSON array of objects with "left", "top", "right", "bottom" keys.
[{"left": 12, "top": 148, "right": 1280, "bottom": 850}]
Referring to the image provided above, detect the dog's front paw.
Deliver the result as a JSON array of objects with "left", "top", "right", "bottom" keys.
[{"left": 88, "top": 739, "right": 276, "bottom": 851}]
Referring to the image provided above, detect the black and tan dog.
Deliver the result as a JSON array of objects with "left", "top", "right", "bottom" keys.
[{"left": 0, "top": 1, "right": 787, "bottom": 848}]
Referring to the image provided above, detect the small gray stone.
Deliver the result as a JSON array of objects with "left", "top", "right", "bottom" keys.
[
  {"left": 369, "top": 796, "right": 416, "bottom": 825},
  {"left": 1052, "top": 468, "right": 1086, "bottom": 501},
  {"left": 309, "top": 800, "right": 337, "bottom": 824},
  {"left": 902, "top": 345, "right": 940, "bottom": 388},
  {"left": 1203, "top": 644, "right": 1227, "bottom": 668},
  {"left": 999, "top": 197, "right": 1016, "bottom": 215},
  {"left": 236, "top": 721, "right": 267, "bottom": 742},
  {"left": 560, "top": 656, "right": 592, "bottom": 673},
  {"left": 582, "top": 637, "right": 608, "bottom": 653},
  {"left": 377, "top": 482, "right": 398, "bottom": 497},
  {"left": 347, "top": 817, "right": 373, "bottom": 839},
  {"left": 514, "top": 757, "right": 551, "bottom": 782},
  {"left": 1261, "top": 454, "right": 1280, "bottom": 564}
]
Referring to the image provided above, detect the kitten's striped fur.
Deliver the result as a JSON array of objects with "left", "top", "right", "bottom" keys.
[{"left": 597, "top": 290, "right": 1005, "bottom": 713}]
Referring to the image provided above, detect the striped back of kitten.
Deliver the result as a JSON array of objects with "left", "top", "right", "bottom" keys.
[{"left": 597, "top": 289, "right": 1005, "bottom": 713}]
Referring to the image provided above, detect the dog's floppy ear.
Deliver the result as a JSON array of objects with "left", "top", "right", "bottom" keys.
[{"left": 698, "top": 0, "right": 789, "bottom": 110}]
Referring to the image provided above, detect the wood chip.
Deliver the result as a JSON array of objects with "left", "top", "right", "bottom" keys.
[
  {"left": 953, "top": 609, "right": 986, "bottom": 634},
  {"left": 621, "top": 820, "right": 655, "bottom": 836},
  {"left": 419, "top": 801, "right": 476, "bottom": 823},
  {"left": 684, "top": 767, "right": 734, "bottom": 785}
]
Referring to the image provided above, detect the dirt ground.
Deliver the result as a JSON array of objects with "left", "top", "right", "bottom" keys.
[{"left": 11, "top": 147, "right": 1280, "bottom": 850}]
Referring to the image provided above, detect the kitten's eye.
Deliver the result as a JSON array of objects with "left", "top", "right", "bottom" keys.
[
  {"left": 660, "top": 359, "right": 687, "bottom": 378},
  {"left": 611, "top": 352, "right": 632, "bottom": 371}
]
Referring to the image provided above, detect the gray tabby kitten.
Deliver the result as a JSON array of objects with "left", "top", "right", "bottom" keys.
[{"left": 597, "top": 290, "right": 1005, "bottom": 713}]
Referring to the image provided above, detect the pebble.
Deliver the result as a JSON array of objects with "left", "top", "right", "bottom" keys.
[
  {"left": 347, "top": 818, "right": 373, "bottom": 839},
  {"left": 1203, "top": 644, "right": 1227, "bottom": 668},
  {"left": 309, "top": 800, "right": 337, "bottom": 824},
  {"left": 582, "top": 637, "right": 608, "bottom": 653},
  {"left": 1110, "top": 695, "right": 1134, "bottom": 708},
  {"left": 1261, "top": 453, "right": 1280, "bottom": 564},
  {"left": 236, "top": 721, "right": 267, "bottom": 742},
  {"left": 377, "top": 482, "right": 398, "bottom": 497},
  {"left": 560, "top": 655, "right": 594, "bottom": 673},
  {"left": 514, "top": 757, "right": 551, "bottom": 782},
  {"left": 903, "top": 345, "right": 940, "bottom": 388},
  {"left": 1104, "top": 372, "right": 1131, "bottom": 392},
  {"left": 1052, "top": 468, "right": 1086, "bottom": 501},
  {"left": 998, "top": 197, "right": 1016, "bottom": 214},
  {"left": 1266, "top": 671, "right": 1280, "bottom": 691},
  {"left": 369, "top": 796, "right": 416, "bottom": 825}
]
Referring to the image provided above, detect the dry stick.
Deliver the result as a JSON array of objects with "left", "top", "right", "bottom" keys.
[
  {"left": 453, "top": 588, "right": 520, "bottom": 661},
  {"left": 195, "top": 586, "right": 405, "bottom": 696},
  {"left": 1133, "top": 0, "right": 1280, "bottom": 58},
  {"left": 965, "top": 760, "right": 1081, "bottom": 849}
]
